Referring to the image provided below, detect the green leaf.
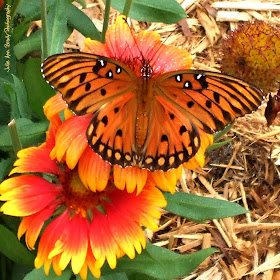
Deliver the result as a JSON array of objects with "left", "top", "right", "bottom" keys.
[
  {"left": 206, "top": 122, "right": 235, "bottom": 151},
  {"left": 14, "top": 30, "right": 41, "bottom": 60},
  {"left": 14, "top": 9, "right": 72, "bottom": 59},
  {"left": 0, "top": 225, "right": 34, "bottom": 267},
  {"left": 0, "top": 78, "right": 11, "bottom": 104},
  {"left": 17, "top": 0, "right": 56, "bottom": 18},
  {"left": 126, "top": 274, "right": 157, "bottom": 280},
  {"left": 12, "top": 75, "right": 32, "bottom": 119},
  {"left": 0, "top": 118, "right": 49, "bottom": 150},
  {"left": 23, "top": 58, "right": 55, "bottom": 119},
  {"left": 105, "top": 244, "right": 216, "bottom": 280},
  {"left": 207, "top": 138, "right": 234, "bottom": 152},
  {"left": 24, "top": 267, "right": 72, "bottom": 280},
  {"left": 111, "top": 0, "right": 187, "bottom": 23},
  {"left": 0, "top": 213, "right": 20, "bottom": 233},
  {"left": 164, "top": 192, "right": 248, "bottom": 223},
  {"left": 77, "top": 272, "right": 129, "bottom": 280},
  {"left": 0, "top": 101, "right": 11, "bottom": 125},
  {"left": 213, "top": 122, "right": 235, "bottom": 143},
  {"left": 12, "top": 264, "right": 33, "bottom": 280},
  {"left": 13, "top": 19, "right": 30, "bottom": 45},
  {"left": 3, "top": 81, "right": 20, "bottom": 120},
  {"left": 67, "top": 4, "right": 101, "bottom": 40},
  {"left": 48, "top": 0, "right": 68, "bottom": 55},
  {"left": 0, "top": 158, "right": 14, "bottom": 181}
]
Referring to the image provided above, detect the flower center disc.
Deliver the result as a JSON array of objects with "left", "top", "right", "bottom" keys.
[{"left": 59, "top": 167, "right": 108, "bottom": 216}]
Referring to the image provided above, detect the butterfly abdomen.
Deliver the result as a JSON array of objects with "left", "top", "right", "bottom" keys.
[{"left": 134, "top": 79, "right": 154, "bottom": 148}]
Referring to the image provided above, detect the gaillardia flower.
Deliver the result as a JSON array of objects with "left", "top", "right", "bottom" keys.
[
  {"left": 43, "top": 15, "right": 212, "bottom": 195},
  {"left": 0, "top": 120, "right": 166, "bottom": 279}
]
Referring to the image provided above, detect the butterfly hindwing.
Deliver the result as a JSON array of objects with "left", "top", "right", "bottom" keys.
[
  {"left": 86, "top": 92, "right": 137, "bottom": 168},
  {"left": 140, "top": 97, "right": 201, "bottom": 171},
  {"left": 42, "top": 53, "right": 137, "bottom": 115}
]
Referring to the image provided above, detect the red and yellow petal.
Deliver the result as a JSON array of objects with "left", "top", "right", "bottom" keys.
[
  {"left": 35, "top": 210, "right": 100, "bottom": 278},
  {"left": 90, "top": 209, "right": 125, "bottom": 269},
  {"left": 151, "top": 165, "right": 183, "bottom": 193},
  {"left": 9, "top": 146, "right": 61, "bottom": 176},
  {"left": 50, "top": 115, "right": 92, "bottom": 168},
  {"left": 0, "top": 176, "right": 62, "bottom": 216},
  {"left": 105, "top": 15, "right": 139, "bottom": 61},
  {"left": 136, "top": 31, "right": 192, "bottom": 75},
  {"left": 113, "top": 165, "right": 148, "bottom": 195},
  {"left": 90, "top": 183, "right": 166, "bottom": 268},
  {"left": 78, "top": 147, "right": 111, "bottom": 192},
  {"left": 46, "top": 117, "right": 62, "bottom": 149},
  {"left": 80, "top": 244, "right": 102, "bottom": 280},
  {"left": 18, "top": 200, "right": 60, "bottom": 250},
  {"left": 106, "top": 202, "right": 146, "bottom": 258},
  {"left": 150, "top": 44, "right": 192, "bottom": 74},
  {"left": 109, "top": 182, "right": 167, "bottom": 231},
  {"left": 44, "top": 94, "right": 67, "bottom": 121},
  {"left": 35, "top": 212, "right": 67, "bottom": 275},
  {"left": 48, "top": 212, "right": 89, "bottom": 275},
  {"left": 84, "top": 39, "right": 109, "bottom": 57}
]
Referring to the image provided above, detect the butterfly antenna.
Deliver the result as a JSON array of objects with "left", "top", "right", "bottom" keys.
[
  {"left": 122, "top": 16, "right": 147, "bottom": 65},
  {"left": 149, "top": 25, "right": 181, "bottom": 65}
]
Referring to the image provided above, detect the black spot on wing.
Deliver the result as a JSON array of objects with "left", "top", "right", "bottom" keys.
[
  {"left": 169, "top": 113, "right": 175, "bottom": 120},
  {"left": 213, "top": 91, "right": 220, "bottom": 103},
  {"left": 180, "top": 125, "right": 187, "bottom": 135},
  {"left": 195, "top": 73, "right": 208, "bottom": 88},
  {"left": 92, "top": 60, "right": 107, "bottom": 74},
  {"left": 116, "top": 129, "right": 122, "bottom": 137},
  {"left": 101, "top": 116, "right": 108, "bottom": 126},
  {"left": 187, "top": 101, "right": 194, "bottom": 108},
  {"left": 101, "top": 88, "right": 106, "bottom": 96},
  {"left": 79, "top": 73, "right": 87, "bottom": 83},
  {"left": 85, "top": 83, "right": 91, "bottom": 91},
  {"left": 161, "top": 134, "right": 168, "bottom": 142},
  {"left": 206, "top": 100, "right": 212, "bottom": 108}
]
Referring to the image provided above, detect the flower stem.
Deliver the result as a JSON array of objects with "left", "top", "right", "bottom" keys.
[
  {"left": 101, "top": 0, "right": 111, "bottom": 43},
  {"left": 123, "top": 0, "right": 133, "bottom": 17},
  {"left": 41, "top": 0, "right": 49, "bottom": 60},
  {"left": 8, "top": 119, "right": 22, "bottom": 156}
]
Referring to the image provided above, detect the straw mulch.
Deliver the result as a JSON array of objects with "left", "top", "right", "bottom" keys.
[{"left": 64, "top": 1, "right": 280, "bottom": 279}]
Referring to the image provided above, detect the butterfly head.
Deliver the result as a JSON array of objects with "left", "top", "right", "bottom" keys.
[
  {"left": 120, "top": 55, "right": 154, "bottom": 79},
  {"left": 141, "top": 60, "right": 153, "bottom": 79}
]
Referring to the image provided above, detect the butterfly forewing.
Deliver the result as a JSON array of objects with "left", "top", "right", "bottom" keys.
[
  {"left": 156, "top": 70, "right": 263, "bottom": 134},
  {"left": 42, "top": 53, "right": 137, "bottom": 115}
]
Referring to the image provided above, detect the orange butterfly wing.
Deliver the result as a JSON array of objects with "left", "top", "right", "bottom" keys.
[
  {"left": 138, "top": 71, "right": 263, "bottom": 170},
  {"left": 42, "top": 53, "right": 140, "bottom": 167},
  {"left": 155, "top": 70, "right": 263, "bottom": 133},
  {"left": 42, "top": 53, "right": 137, "bottom": 115},
  {"left": 42, "top": 53, "right": 263, "bottom": 171}
]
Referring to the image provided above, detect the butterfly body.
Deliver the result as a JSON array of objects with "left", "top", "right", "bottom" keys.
[{"left": 42, "top": 52, "right": 263, "bottom": 171}]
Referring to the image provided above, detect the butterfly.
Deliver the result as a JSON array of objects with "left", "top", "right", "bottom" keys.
[{"left": 42, "top": 52, "right": 263, "bottom": 171}]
